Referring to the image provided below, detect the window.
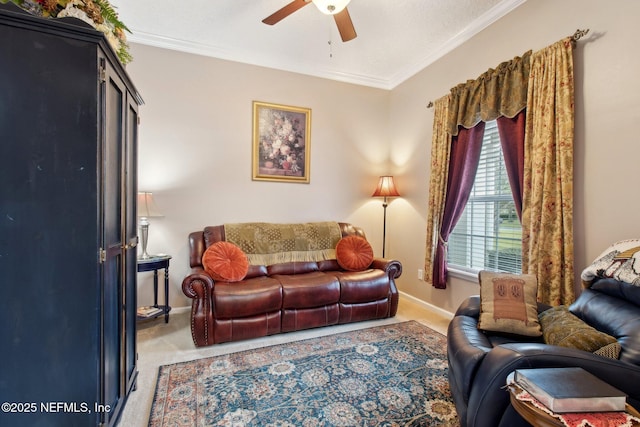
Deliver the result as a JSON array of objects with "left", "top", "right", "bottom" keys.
[{"left": 447, "top": 120, "right": 522, "bottom": 274}]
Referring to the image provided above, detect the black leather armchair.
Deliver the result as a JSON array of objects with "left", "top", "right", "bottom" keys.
[{"left": 447, "top": 278, "right": 640, "bottom": 427}]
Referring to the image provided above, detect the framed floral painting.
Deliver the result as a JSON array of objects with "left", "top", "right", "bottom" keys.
[{"left": 252, "top": 101, "right": 311, "bottom": 183}]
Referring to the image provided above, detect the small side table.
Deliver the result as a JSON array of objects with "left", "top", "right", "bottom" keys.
[
  {"left": 137, "top": 254, "right": 172, "bottom": 323},
  {"left": 507, "top": 374, "right": 640, "bottom": 427}
]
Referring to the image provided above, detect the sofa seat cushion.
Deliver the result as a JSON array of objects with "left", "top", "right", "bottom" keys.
[
  {"left": 276, "top": 272, "right": 340, "bottom": 309},
  {"left": 336, "top": 269, "right": 389, "bottom": 303},
  {"left": 213, "top": 276, "right": 282, "bottom": 318}
]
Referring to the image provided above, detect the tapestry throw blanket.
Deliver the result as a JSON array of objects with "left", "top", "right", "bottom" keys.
[
  {"left": 148, "top": 321, "right": 458, "bottom": 426},
  {"left": 581, "top": 238, "right": 640, "bottom": 286},
  {"left": 223, "top": 221, "right": 343, "bottom": 266}
]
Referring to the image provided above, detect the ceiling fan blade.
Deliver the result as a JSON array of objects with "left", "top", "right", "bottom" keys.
[
  {"left": 262, "top": 0, "right": 310, "bottom": 25},
  {"left": 333, "top": 7, "right": 357, "bottom": 42}
]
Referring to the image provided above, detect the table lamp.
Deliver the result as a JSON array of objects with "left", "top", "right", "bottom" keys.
[{"left": 138, "top": 192, "right": 163, "bottom": 259}]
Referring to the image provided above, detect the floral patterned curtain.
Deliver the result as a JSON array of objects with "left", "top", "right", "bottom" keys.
[
  {"left": 424, "top": 38, "right": 576, "bottom": 299},
  {"left": 448, "top": 50, "right": 531, "bottom": 136},
  {"left": 424, "top": 96, "right": 450, "bottom": 285},
  {"left": 522, "top": 38, "right": 575, "bottom": 305}
]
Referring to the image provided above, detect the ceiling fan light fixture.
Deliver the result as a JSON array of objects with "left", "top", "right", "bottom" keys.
[{"left": 311, "top": 0, "right": 351, "bottom": 15}]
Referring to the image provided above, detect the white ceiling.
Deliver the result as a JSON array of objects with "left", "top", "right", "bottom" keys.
[{"left": 110, "top": 0, "right": 526, "bottom": 90}]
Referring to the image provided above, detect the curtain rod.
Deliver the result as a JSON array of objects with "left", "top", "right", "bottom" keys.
[{"left": 425, "top": 29, "right": 590, "bottom": 109}]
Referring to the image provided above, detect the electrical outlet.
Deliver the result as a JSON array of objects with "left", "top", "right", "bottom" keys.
[{"left": 418, "top": 269, "right": 424, "bottom": 281}]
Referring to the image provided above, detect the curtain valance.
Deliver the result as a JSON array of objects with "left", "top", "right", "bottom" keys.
[{"left": 447, "top": 50, "right": 531, "bottom": 136}]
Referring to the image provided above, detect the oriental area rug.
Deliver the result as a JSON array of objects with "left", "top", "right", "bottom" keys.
[{"left": 148, "top": 321, "right": 459, "bottom": 426}]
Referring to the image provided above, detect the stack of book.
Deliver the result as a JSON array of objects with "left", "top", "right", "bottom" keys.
[
  {"left": 513, "top": 367, "right": 627, "bottom": 413},
  {"left": 137, "top": 306, "right": 163, "bottom": 318}
]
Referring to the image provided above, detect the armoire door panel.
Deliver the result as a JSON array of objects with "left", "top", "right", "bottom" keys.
[
  {"left": 101, "top": 58, "right": 129, "bottom": 425},
  {"left": 1, "top": 4, "right": 142, "bottom": 424},
  {"left": 124, "top": 98, "right": 139, "bottom": 392}
]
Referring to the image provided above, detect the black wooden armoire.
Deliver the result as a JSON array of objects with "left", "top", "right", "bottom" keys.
[{"left": 0, "top": 3, "right": 142, "bottom": 426}]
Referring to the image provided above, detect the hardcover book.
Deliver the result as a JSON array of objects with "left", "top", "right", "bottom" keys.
[{"left": 514, "top": 367, "right": 627, "bottom": 413}]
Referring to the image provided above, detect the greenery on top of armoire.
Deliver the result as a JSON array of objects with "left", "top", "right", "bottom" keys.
[{"left": 1, "top": 0, "right": 131, "bottom": 64}]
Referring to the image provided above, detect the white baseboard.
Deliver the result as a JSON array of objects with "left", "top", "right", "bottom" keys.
[
  {"left": 398, "top": 291, "right": 455, "bottom": 320},
  {"left": 169, "top": 306, "right": 191, "bottom": 314}
]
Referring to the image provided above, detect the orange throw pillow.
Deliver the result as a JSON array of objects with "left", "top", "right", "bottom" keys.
[
  {"left": 336, "top": 236, "right": 374, "bottom": 271},
  {"left": 202, "top": 241, "right": 249, "bottom": 282}
]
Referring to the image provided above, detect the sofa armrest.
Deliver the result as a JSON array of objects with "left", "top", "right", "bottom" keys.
[
  {"left": 447, "top": 315, "right": 493, "bottom": 409},
  {"left": 369, "top": 258, "right": 402, "bottom": 317},
  {"left": 182, "top": 267, "right": 214, "bottom": 298},
  {"left": 371, "top": 258, "right": 402, "bottom": 279},
  {"left": 466, "top": 343, "right": 640, "bottom": 427},
  {"left": 181, "top": 268, "right": 215, "bottom": 347},
  {"left": 455, "top": 296, "right": 481, "bottom": 317}
]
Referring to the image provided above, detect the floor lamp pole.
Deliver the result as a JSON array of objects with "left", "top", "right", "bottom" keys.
[
  {"left": 372, "top": 175, "right": 401, "bottom": 258},
  {"left": 382, "top": 196, "right": 388, "bottom": 258}
]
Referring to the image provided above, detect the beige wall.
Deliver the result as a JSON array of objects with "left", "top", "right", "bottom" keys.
[
  {"left": 391, "top": 0, "right": 640, "bottom": 313},
  {"left": 127, "top": 46, "right": 391, "bottom": 308},
  {"left": 128, "top": 0, "right": 640, "bottom": 313}
]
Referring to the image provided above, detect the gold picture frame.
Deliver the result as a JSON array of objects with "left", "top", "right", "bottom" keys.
[{"left": 252, "top": 101, "right": 311, "bottom": 183}]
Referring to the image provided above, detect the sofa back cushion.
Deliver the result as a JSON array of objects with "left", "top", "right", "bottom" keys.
[
  {"left": 267, "top": 262, "right": 319, "bottom": 276},
  {"left": 570, "top": 280, "right": 640, "bottom": 365},
  {"left": 192, "top": 222, "right": 369, "bottom": 273},
  {"left": 222, "top": 222, "right": 342, "bottom": 266}
]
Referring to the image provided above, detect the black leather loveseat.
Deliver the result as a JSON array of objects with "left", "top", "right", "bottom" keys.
[{"left": 447, "top": 276, "right": 640, "bottom": 427}]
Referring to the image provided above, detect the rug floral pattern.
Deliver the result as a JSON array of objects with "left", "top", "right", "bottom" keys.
[{"left": 149, "top": 321, "right": 458, "bottom": 426}]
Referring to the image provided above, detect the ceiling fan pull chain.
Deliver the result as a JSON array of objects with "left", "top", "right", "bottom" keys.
[{"left": 328, "top": 21, "right": 334, "bottom": 58}]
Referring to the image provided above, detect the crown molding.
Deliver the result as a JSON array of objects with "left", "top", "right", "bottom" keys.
[
  {"left": 127, "top": 0, "right": 527, "bottom": 91},
  {"left": 387, "top": 0, "right": 527, "bottom": 88}
]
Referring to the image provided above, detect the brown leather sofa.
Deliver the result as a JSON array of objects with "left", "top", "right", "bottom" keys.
[{"left": 182, "top": 222, "right": 402, "bottom": 347}]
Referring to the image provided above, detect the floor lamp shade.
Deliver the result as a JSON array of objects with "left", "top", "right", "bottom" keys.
[
  {"left": 137, "top": 192, "right": 163, "bottom": 259},
  {"left": 372, "top": 176, "right": 401, "bottom": 199},
  {"left": 372, "top": 176, "right": 401, "bottom": 258}
]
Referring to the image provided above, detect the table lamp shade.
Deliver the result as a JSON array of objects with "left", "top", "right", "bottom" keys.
[{"left": 138, "top": 192, "right": 163, "bottom": 218}]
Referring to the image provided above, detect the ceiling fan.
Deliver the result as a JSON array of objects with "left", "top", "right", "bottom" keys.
[{"left": 262, "top": 0, "right": 357, "bottom": 42}]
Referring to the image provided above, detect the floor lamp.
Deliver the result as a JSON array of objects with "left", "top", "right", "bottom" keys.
[
  {"left": 138, "top": 192, "right": 163, "bottom": 259},
  {"left": 372, "top": 176, "right": 401, "bottom": 258}
]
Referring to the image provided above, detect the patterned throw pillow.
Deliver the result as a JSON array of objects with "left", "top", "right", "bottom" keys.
[
  {"left": 478, "top": 271, "right": 542, "bottom": 337},
  {"left": 539, "top": 305, "right": 621, "bottom": 359},
  {"left": 336, "top": 236, "right": 374, "bottom": 271},
  {"left": 202, "top": 241, "right": 249, "bottom": 282}
]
